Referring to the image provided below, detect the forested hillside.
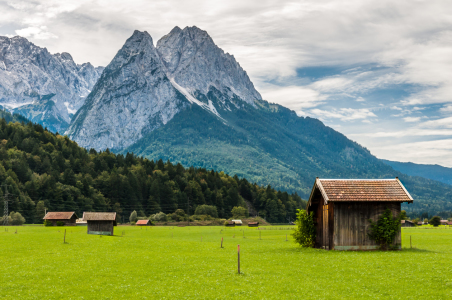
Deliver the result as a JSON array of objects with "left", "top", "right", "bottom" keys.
[
  {"left": 124, "top": 102, "right": 452, "bottom": 219},
  {"left": 0, "top": 113, "right": 305, "bottom": 224}
]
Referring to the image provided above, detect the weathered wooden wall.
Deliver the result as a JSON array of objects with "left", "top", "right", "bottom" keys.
[
  {"left": 87, "top": 221, "right": 114, "bottom": 235},
  {"left": 333, "top": 202, "right": 401, "bottom": 250},
  {"left": 50, "top": 218, "right": 77, "bottom": 226}
]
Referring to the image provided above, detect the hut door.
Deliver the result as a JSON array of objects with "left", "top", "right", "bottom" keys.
[{"left": 323, "top": 204, "right": 329, "bottom": 250}]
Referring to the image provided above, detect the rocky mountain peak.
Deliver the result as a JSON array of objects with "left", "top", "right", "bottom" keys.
[
  {"left": 156, "top": 26, "right": 262, "bottom": 105},
  {"left": 0, "top": 35, "right": 103, "bottom": 132}
]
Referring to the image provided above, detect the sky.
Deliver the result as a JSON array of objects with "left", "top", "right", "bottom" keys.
[{"left": 1, "top": 0, "right": 452, "bottom": 167}]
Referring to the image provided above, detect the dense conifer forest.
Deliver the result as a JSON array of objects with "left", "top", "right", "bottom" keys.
[{"left": 0, "top": 112, "right": 306, "bottom": 224}]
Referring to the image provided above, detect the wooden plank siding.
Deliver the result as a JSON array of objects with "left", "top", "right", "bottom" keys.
[
  {"left": 87, "top": 221, "right": 114, "bottom": 236},
  {"left": 333, "top": 202, "right": 401, "bottom": 250}
]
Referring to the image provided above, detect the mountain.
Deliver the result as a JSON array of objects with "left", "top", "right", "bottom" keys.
[
  {"left": 0, "top": 110, "right": 305, "bottom": 223},
  {"left": 67, "top": 27, "right": 262, "bottom": 150},
  {"left": 68, "top": 26, "right": 452, "bottom": 218},
  {"left": 382, "top": 160, "right": 452, "bottom": 186},
  {"left": 0, "top": 35, "right": 103, "bottom": 132}
]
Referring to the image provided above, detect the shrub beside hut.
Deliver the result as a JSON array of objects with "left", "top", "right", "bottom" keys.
[{"left": 306, "top": 178, "right": 413, "bottom": 250}]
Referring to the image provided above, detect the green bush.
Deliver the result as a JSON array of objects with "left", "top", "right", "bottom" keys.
[
  {"left": 44, "top": 219, "right": 53, "bottom": 227},
  {"left": 129, "top": 210, "right": 138, "bottom": 223},
  {"left": 231, "top": 206, "right": 248, "bottom": 219},
  {"left": 150, "top": 212, "right": 167, "bottom": 222},
  {"left": 368, "top": 208, "right": 402, "bottom": 250},
  {"left": 56, "top": 221, "right": 65, "bottom": 226},
  {"left": 292, "top": 209, "right": 316, "bottom": 247},
  {"left": 10, "top": 211, "right": 26, "bottom": 225},
  {"left": 429, "top": 216, "right": 441, "bottom": 227},
  {"left": 194, "top": 205, "right": 218, "bottom": 218}
]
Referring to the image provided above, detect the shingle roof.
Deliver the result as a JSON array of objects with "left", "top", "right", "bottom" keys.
[
  {"left": 43, "top": 212, "right": 77, "bottom": 220},
  {"left": 83, "top": 212, "right": 116, "bottom": 221},
  {"left": 308, "top": 178, "right": 413, "bottom": 205},
  {"left": 136, "top": 220, "right": 150, "bottom": 225}
]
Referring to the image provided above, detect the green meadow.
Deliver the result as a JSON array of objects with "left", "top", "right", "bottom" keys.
[{"left": 1, "top": 226, "right": 451, "bottom": 299}]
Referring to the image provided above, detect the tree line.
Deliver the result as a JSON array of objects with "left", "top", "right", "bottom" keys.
[{"left": 0, "top": 114, "right": 306, "bottom": 224}]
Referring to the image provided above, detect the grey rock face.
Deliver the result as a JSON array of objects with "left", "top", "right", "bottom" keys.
[
  {"left": 68, "top": 26, "right": 262, "bottom": 151},
  {"left": 157, "top": 26, "right": 262, "bottom": 106},
  {"left": 0, "top": 36, "right": 103, "bottom": 132},
  {"left": 66, "top": 31, "right": 187, "bottom": 150}
]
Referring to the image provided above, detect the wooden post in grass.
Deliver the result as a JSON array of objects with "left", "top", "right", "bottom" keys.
[
  {"left": 15, "top": 228, "right": 17, "bottom": 234},
  {"left": 221, "top": 237, "right": 223, "bottom": 248},
  {"left": 243, "top": 231, "right": 245, "bottom": 238},
  {"left": 410, "top": 236, "right": 412, "bottom": 248},
  {"left": 238, "top": 244, "right": 240, "bottom": 274},
  {"left": 286, "top": 234, "right": 288, "bottom": 242},
  {"left": 64, "top": 229, "right": 66, "bottom": 243}
]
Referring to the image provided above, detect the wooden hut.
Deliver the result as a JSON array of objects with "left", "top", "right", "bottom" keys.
[
  {"left": 83, "top": 212, "right": 117, "bottom": 235},
  {"left": 43, "top": 212, "right": 78, "bottom": 226},
  {"left": 248, "top": 221, "right": 259, "bottom": 227},
  {"left": 401, "top": 220, "right": 415, "bottom": 227},
  {"left": 136, "top": 220, "right": 151, "bottom": 226},
  {"left": 225, "top": 220, "right": 235, "bottom": 227},
  {"left": 306, "top": 178, "right": 413, "bottom": 250},
  {"left": 232, "top": 220, "right": 242, "bottom": 226}
]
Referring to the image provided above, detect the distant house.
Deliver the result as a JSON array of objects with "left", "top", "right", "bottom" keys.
[
  {"left": 417, "top": 222, "right": 423, "bottom": 225},
  {"left": 83, "top": 212, "right": 117, "bottom": 235},
  {"left": 401, "top": 220, "right": 415, "bottom": 227},
  {"left": 248, "top": 222, "right": 259, "bottom": 227},
  {"left": 306, "top": 178, "right": 413, "bottom": 250},
  {"left": 448, "top": 222, "right": 452, "bottom": 226},
  {"left": 225, "top": 220, "right": 235, "bottom": 227},
  {"left": 440, "top": 220, "right": 448, "bottom": 225},
  {"left": 232, "top": 220, "right": 242, "bottom": 226},
  {"left": 43, "top": 212, "right": 78, "bottom": 226},
  {"left": 136, "top": 220, "right": 151, "bottom": 226}
]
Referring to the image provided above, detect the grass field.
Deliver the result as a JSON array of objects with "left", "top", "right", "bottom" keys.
[{"left": 1, "top": 226, "right": 452, "bottom": 299}]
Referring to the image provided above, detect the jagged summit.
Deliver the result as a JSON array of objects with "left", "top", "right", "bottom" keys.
[
  {"left": 157, "top": 25, "right": 262, "bottom": 105},
  {"left": 67, "top": 29, "right": 186, "bottom": 150},
  {"left": 68, "top": 27, "right": 262, "bottom": 150},
  {"left": 0, "top": 35, "right": 103, "bottom": 132}
]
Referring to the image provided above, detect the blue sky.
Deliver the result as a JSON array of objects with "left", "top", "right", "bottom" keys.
[{"left": 1, "top": 0, "right": 452, "bottom": 166}]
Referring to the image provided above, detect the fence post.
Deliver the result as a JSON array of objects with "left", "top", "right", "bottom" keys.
[{"left": 238, "top": 245, "right": 240, "bottom": 274}]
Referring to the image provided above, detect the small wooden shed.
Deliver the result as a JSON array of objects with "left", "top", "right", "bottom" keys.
[
  {"left": 248, "top": 222, "right": 259, "bottom": 227},
  {"left": 306, "top": 178, "right": 413, "bottom": 250},
  {"left": 401, "top": 220, "right": 415, "bottom": 227},
  {"left": 225, "top": 220, "right": 235, "bottom": 227},
  {"left": 83, "top": 212, "right": 117, "bottom": 235},
  {"left": 43, "top": 212, "right": 78, "bottom": 226},
  {"left": 136, "top": 220, "right": 151, "bottom": 226},
  {"left": 232, "top": 220, "right": 242, "bottom": 226}
]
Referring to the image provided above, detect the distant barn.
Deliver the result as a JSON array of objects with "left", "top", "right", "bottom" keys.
[
  {"left": 232, "top": 220, "right": 242, "bottom": 226},
  {"left": 248, "top": 222, "right": 259, "bottom": 227},
  {"left": 43, "top": 212, "right": 78, "bottom": 226},
  {"left": 401, "top": 220, "right": 415, "bottom": 227},
  {"left": 225, "top": 220, "right": 235, "bottom": 227},
  {"left": 83, "top": 212, "right": 117, "bottom": 235},
  {"left": 306, "top": 178, "right": 413, "bottom": 250},
  {"left": 136, "top": 220, "right": 151, "bottom": 226}
]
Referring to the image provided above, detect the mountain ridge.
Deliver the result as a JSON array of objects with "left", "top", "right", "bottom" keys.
[{"left": 0, "top": 35, "right": 103, "bottom": 132}]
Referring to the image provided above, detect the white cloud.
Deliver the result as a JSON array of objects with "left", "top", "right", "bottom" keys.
[
  {"left": 403, "top": 117, "right": 420, "bottom": 123},
  {"left": 15, "top": 26, "right": 58, "bottom": 40},
  {"left": 309, "top": 108, "right": 377, "bottom": 122},
  {"left": 371, "top": 139, "right": 452, "bottom": 167},
  {"left": 260, "top": 85, "right": 326, "bottom": 110}
]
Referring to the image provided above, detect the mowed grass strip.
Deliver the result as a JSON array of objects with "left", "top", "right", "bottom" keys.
[{"left": 1, "top": 226, "right": 451, "bottom": 299}]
